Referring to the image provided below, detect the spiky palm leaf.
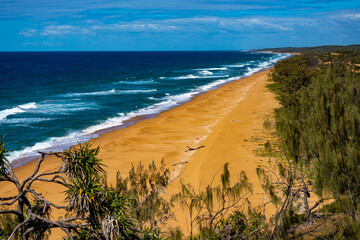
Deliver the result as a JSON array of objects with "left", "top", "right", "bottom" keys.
[{"left": 61, "top": 142, "right": 105, "bottom": 179}]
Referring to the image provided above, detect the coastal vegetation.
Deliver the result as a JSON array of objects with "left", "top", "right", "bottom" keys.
[
  {"left": 1, "top": 45, "right": 360, "bottom": 239},
  {"left": 263, "top": 47, "right": 360, "bottom": 238}
]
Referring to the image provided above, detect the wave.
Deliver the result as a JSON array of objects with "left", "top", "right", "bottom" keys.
[
  {"left": 240, "top": 54, "right": 289, "bottom": 77},
  {"left": 225, "top": 64, "right": 246, "bottom": 68},
  {"left": 65, "top": 89, "right": 157, "bottom": 97},
  {"left": 173, "top": 74, "right": 201, "bottom": 80},
  {"left": 32, "top": 101, "right": 97, "bottom": 115},
  {"left": 1, "top": 117, "right": 53, "bottom": 125},
  {"left": 19, "top": 102, "right": 37, "bottom": 109},
  {"left": 148, "top": 96, "right": 162, "bottom": 101},
  {"left": 196, "top": 67, "right": 228, "bottom": 71},
  {"left": 171, "top": 74, "right": 229, "bottom": 80},
  {"left": 8, "top": 132, "right": 95, "bottom": 161},
  {"left": 199, "top": 70, "right": 213, "bottom": 76},
  {"left": 0, "top": 102, "right": 37, "bottom": 121},
  {"left": 0, "top": 101, "right": 98, "bottom": 124},
  {"left": 118, "top": 89, "right": 157, "bottom": 94},
  {"left": 115, "top": 80, "right": 156, "bottom": 85},
  {"left": 65, "top": 89, "right": 117, "bottom": 97}
]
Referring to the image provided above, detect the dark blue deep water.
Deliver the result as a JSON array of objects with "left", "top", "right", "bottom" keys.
[{"left": 0, "top": 51, "right": 288, "bottom": 162}]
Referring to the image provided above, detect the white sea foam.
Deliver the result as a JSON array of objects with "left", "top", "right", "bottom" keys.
[
  {"left": 116, "top": 80, "right": 156, "bottom": 85},
  {"left": 199, "top": 70, "right": 213, "bottom": 76},
  {"left": 33, "top": 102, "right": 97, "bottom": 115},
  {"left": 225, "top": 64, "right": 246, "bottom": 68},
  {"left": 0, "top": 102, "right": 37, "bottom": 121},
  {"left": 81, "top": 99, "right": 177, "bottom": 135},
  {"left": 148, "top": 96, "right": 162, "bottom": 100},
  {"left": 171, "top": 73, "right": 227, "bottom": 80},
  {"left": 118, "top": 89, "right": 157, "bottom": 94},
  {"left": 8, "top": 132, "right": 95, "bottom": 161},
  {"left": 239, "top": 54, "right": 289, "bottom": 76},
  {"left": 65, "top": 88, "right": 157, "bottom": 97},
  {"left": 19, "top": 102, "right": 37, "bottom": 109},
  {"left": 174, "top": 74, "right": 201, "bottom": 80},
  {"left": 196, "top": 67, "right": 227, "bottom": 71},
  {"left": 0, "top": 108, "right": 25, "bottom": 121},
  {"left": 1, "top": 101, "right": 97, "bottom": 124},
  {"left": 2, "top": 117, "right": 53, "bottom": 125},
  {"left": 65, "top": 89, "right": 117, "bottom": 97}
]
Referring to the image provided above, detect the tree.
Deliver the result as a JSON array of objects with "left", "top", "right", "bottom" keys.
[
  {"left": 172, "top": 163, "right": 253, "bottom": 239},
  {"left": 115, "top": 159, "right": 173, "bottom": 239},
  {"left": 0, "top": 139, "right": 134, "bottom": 240},
  {"left": 268, "top": 51, "right": 360, "bottom": 237}
]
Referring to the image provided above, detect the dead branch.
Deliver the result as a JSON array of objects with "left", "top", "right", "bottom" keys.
[
  {"left": 0, "top": 193, "right": 25, "bottom": 207},
  {"left": 0, "top": 209, "right": 22, "bottom": 217},
  {"left": 185, "top": 145, "right": 205, "bottom": 152},
  {"left": 25, "top": 171, "right": 64, "bottom": 190},
  {"left": 26, "top": 189, "right": 66, "bottom": 209},
  {"left": 7, "top": 217, "right": 31, "bottom": 240},
  {"left": 21, "top": 152, "right": 46, "bottom": 188},
  {"left": 0, "top": 195, "right": 17, "bottom": 201}
]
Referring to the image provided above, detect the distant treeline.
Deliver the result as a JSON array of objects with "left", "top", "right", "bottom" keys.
[{"left": 254, "top": 44, "right": 360, "bottom": 54}]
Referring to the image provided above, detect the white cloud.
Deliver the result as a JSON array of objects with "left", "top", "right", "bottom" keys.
[
  {"left": 18, "top": 16, "right": 312, "bottom": 38},
  {"left": 40, "top": 25, "right": 91, "bottom": 36},
  {"left": 91, "top": 23, "right": 177, "bottom": 32},
  {"left": 340, "top": 14, "right": 360, "bottom": 20},
  {"left": 233, "top": 18, "right": 289, "bottom": 31},
  {"left": 165, "top": 17, "right": 290, "bottom": 30},
  {"left": 19, "top": 29, "right": 37, "bottom": 37}
]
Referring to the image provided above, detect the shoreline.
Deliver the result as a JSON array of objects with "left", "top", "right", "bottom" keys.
[
  {"left": 9, "top": 56, "right": 289, "bottom": 169},
  {"left": 0, "top": 67, "right": 281, "bottom": 237}
]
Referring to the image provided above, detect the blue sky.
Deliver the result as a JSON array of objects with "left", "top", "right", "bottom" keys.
[{"left": 1, "top": 0, "right": 359, "bottom": 51}]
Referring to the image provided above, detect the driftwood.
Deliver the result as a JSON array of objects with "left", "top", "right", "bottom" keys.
[{"left": 185, "top": 145, "right": 205, "bottom": 152}]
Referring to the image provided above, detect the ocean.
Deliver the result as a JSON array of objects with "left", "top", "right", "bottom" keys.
[{"left": 0, "top": 51, "right": 289, "bottom": 166}]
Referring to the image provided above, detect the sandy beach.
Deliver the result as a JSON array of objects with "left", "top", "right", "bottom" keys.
[{"left": 0, "top": 68, "right": 279, "bottom": 237}]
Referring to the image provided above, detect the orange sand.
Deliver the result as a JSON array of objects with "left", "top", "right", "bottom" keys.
[{"left": 0, "top": 69, "right": 278, "bottom": 237}]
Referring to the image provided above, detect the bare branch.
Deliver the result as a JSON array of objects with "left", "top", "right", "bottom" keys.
[
  {"left": 26, "top": 189, "right": 66, "bottom": 209},
  {"left": 4, "top": 162, "right": 20, "bottom": 188},
  {"left": 0, "top": 209, "right": 22, "bottom": 217},
  {"left": 26, "top": 174, "right": 66, "bottom": 191},
  {"left": 26, "top": 170, "right": 66, "bottom": 189},
  {"left": 309, "top": 200, "right": 322, "bottom": 213},
  {"left": 0, "top": 195, "right": 17, "bottom": 201},
  {"left": 21, "top": 153, "right": 46, "bottom": 189},
  {"left": 0, "top": 193, "right": 25, "bottom": 207},
  {"left": 27, "top": 213, "right": 74, "bottom": 240},
  {"left": 7, "top": 218, "right": 31, "bottom": 240}
]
